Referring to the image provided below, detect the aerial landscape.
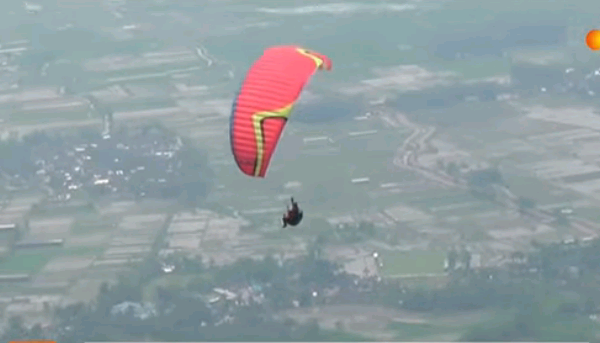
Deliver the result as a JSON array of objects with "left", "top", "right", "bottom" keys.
[{"left": 3, "top": 0, "right": 600, "bottom": 342}]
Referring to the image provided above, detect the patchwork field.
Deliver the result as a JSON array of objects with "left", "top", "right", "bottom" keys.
[
  {"left": 0, "top": 197, "right": 173, "bottom": 308},
  {"left": 282, "top": 305, "right": 496, "bottom": 341},
  {"left": 163, "top": 210, "right": 307, "bottom": 266}
]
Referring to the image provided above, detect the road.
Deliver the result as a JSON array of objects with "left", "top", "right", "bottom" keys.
[
  {"left": 378, "top": 108, "right": 461, "bottom": 188},
  {"left": 376, "top": 106, "right": 600, "bottom": 239}
]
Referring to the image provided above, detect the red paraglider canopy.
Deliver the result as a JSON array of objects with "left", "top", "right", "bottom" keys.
[{"left": 229, "top": 45, "right": 332, "bottom": 178}]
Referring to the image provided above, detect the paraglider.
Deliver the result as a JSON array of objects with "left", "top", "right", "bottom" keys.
[
  {"left": 230, "top": 45, "right": 330, "bottom": 229},
  {"left": 229, "top": 45, "right": 332, "bottom": 178},
  {"left": 282, "top": 197, "right": 303, "bottom": 228}
]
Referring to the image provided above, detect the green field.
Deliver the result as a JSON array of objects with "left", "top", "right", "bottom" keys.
[
  {"left": 319, "top": 330, "right": 370, "bottom": 342},
  {"left": 209, "top": 117, "right": 413, "bottom": 218},
  {"left": 0, "top": 251, "right": 53, "bottom": 274},
  {"left": 500, "top": 151, "right": 549, "bottom": 165},
  {"left": 29, "top": 202, "right": 96, "bottom": 218},
  {"left": 503, "top": 174, "right": 582, "bottom": 206},
  {"left": 385, "top": 308, "right": 503, "bottom": 340},
  {"left": 7, "top": 109, "right": 92, "bottom": 125},
  {"left": 0, "top": 246, "right": 104, "bottom": 274},
  {"left": 71, "top": 214, "right": 119, "bottom": 235},
  {"left": 379, "top": 250, "right": 446, "bottom": 277},
  {"left": 431, "top": 57, "right": 512, "bottom": 80},
  {"left": 431, "top": 202, "right": 499, "bottom": 217},
  {"left": 71, "top": 222, "right": 111, "bottom": 235},
  {"left": 387, "top": 321, "right": 455, "bottom": 340},
  {"left": 408, "top": 191, "right": 479, "bottom": 209},
  {"left": 570, "top": 207, "right": 600, "bottom": 224}
]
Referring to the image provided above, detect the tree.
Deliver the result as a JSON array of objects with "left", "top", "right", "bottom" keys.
[
  {"left": 584, "top": 297, "right": 596, "bottom": 314},
  {"left": 518, "top": 196, "right": 536, "bottom": 212},
  {"left": 554, "top": 211, "right": 570, "bottom": 227},
  {"left": 1, "top": 316, "right": 28, "bottom": 341},
  {"left": 252, "top": 255, "right": 279, "bottom": 283},
  {"left": 357, "top": 221, "right": 376, "bottom": 238},
  {"left": 461, "top": 250, "right": 472, "bottom": 270},
  {"left": 269, "top": 277, "right": 294, "bottom": 310},
  {"left": 176, "top": 146, "right": 213, "bottom": 207},
  {"left": 447, "top": 249, "right": 458, "bottom": 271},
  {"left": 467, "top": 168, "right": 504, "bottom": 188},
  {"left": 309, "top": 236, "right": 326, "bottom": 260},
  {"left": 445, "top": 162, "right": 459, "bottom": 177},
  {"left": 436, "top": 159, "right": 445, "bottom": 170},
  {"left": 299, "top": 258, "right": 338, "bottom": 287},
  {"left": 292, "top": 319, "right": 321, "bottom": 340}
]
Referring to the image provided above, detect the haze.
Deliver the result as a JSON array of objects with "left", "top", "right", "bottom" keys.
[{"left": 1, "top": 0, "right": 600, "bottom": 342}]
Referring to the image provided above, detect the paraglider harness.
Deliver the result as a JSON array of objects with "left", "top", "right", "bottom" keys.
[{"left": 282, "top": 197, "right": 303, "bottom": 228}]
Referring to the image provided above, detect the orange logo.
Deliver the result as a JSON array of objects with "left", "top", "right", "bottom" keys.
[{"left": 586, "top": 29, "right": 600, "bottom": 50}]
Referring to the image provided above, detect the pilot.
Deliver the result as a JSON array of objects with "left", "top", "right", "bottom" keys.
[{"left": 282, "top": 197, "right": 303, "bottom": 228}]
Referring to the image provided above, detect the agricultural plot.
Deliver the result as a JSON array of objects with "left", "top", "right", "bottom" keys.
[
  {"left": 98, "top": 213, "right": 166, "bottom": 263},
  {"left": 0, "top": 250, "right": 53, "bottom": 274},
  {"left": 524, "top": 105, "right": 600, "bottom": 131},
  {"left": 416, "top": 227, "right": 459, "bottom": 246},
  {"left": 173, "top": 94, "right": 415, "bottom": 217},
  {"left": 473, "top": 137, "right": 543, "bottom": 161},
  {"left": 343, "top": 255, "right": 379, "bottom": 278},
  {"left": 65, "top": 213, "right": 168, "bottom": 301},
  {"left": 0, "top": 198, "right": 77, "bottom": 283},
  {"left": 64, "top": 232, "right": 111, "bottom": 248},
  {"left": 503, "top": 174, "right": 582, "bottom": 205},
  {"left": 487, "top": 226, "right": 553, "bottom": 241},
  {"left": 518, "top": 159, "right": 600, "bottom": 183},
  {"left": 322, "top": 182, "right": 552, "bottom": 268},
  {"left": 429, "top": 201, "right": 499, "bottom": 217},
  {"left": 499, "top": 150, "right": 548, "bottom": 165},
  {"left": 32, "top": 256, "right": 95, "bottom": 290},
  {"left": 386, "top": 309, "right": 499, "bottom": 341},
  {"left": 326, "top": 212, "right": 396, "bottom": 229},
  {"left": 378, "top": 189, "right": 503, "bottom": 225},
  {"left": 164, "top": 210, "right": 307, "bottom": 266},
  {"left": 10, "top": 101, "right": 90, "bottom": 125},
  {"left": 0, "top": 203, "right": 169, "bottom": 299},
  {"left": 384, "top": 204, "right": 433, "bottom": 226},
  {"left": 379, "top": 250, "right": 446, "bottom": 277},
  {"left": 441, "top": 208, "right": 564, "bottom": 249},
  {"left": 3, "top": 294, "right": 64, "bottom": 326},
  {"left": 440, "top": 217, "right": 492, "bottom": 241},
  {"left": 0, "top": 85, "right": 90, "bottom": 125},
  {"left": 27, "top": 217, "right": 74, "bottom": 240},
  {"left": 572, "top": 207, "right": 600, "bottom": 223},
  {"left": 368, "top": 178, "right": 440, "bottom": 199},
  {"left": 0, "top": 195, "right": 43, "bottom": 224},
  {"left": 280, "top": 305, "right": 491, "bottom": 341},
  {"left": 118, "top": 214, "right": 166, "bottom": 233},
  {"left": 408, "top": 191, "right": 481, "bottom": 210},
  {"left": 165, "top": 211, "right": 213, "bottom": 253},
  {"left": 69, "top": 278, "right": 112, "bottom": 303},
  {"left": 83, "top": 48, "right": 199, "bottom": 73},
  {"left": 0, "top": 246, "right": 102, "bottom": 276},
  {"left": 70, "top": 212, "right": 120, "bottom": 235},
  {"left": 41, "top": 256, "right": 94, "bottom": 273}
]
